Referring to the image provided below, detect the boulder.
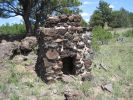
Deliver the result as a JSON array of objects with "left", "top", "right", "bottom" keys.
[
  {"left": 46, "top": 49, "right": 59, "bottom": 60},
  {"left": 0, "top": 41, "right": 19, "bottom": 60},
  {"left": 20, "top": 36, "right": 37, "bottom": 52}
]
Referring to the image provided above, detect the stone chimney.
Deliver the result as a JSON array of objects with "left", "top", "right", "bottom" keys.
[{"left": 35, "top": 14, "right": 93, "bottom": 83}]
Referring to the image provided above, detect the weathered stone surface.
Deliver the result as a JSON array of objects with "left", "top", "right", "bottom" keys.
[
  {"left": 64, "top": 90, "right": 84, "bottom": 100},
  {"left": 72, "top": 27, "right": 83, "bottom": 33},
  {"left": 40, "top": 28, "right": 58, "bottom": 36},
  {"left": 20, "top": 36, "right": 37, "bottom": 51},
  {"left": 76, "top": 53, "right": 81, "bottom": 60},
  {"left": 69, "top": 22, "right": 80, "bottom": 27},
  {"left": 52, "top": 64, "right": 62, "bottom": 70},
  {"left": 73, "top": 36, "right": 80, "bottom": 42},
  {"left": 46, "top": 49, "right": 59, "bottom": 60},
  {"left": 46, "top": 16, "right": 60, "bottom": 24},
  {"left": 43, "top": 58, "right": 54, "bottom": 67},
  {"left": 81, "top": 73, "right": 93, "bottom": 81},
  {"left": 57, "top": 28, "right": 68, "bottom": 35},
  {"left": 101, "top": 83, "right": 113, "bottom": 92},
  {"left": 77, "top": 41, "right": 85, "bottom": 49},
  {"left": 36, "top": 14, "right": 92, "bottom": 83},
  {"left": 0, "top": 41, "right": 19, "bottom": 60},
  {"left": 46, "top": 77, "right": 54, "bottom": 81},
  {"left": 54, "top": 39, "right": 64, "bottom": 43},
  {"left": 46, "top": 43, "right": 58, "bottom": 48},
  {"left": 62, "top": 75, "right": 75, "bottom": 83},
  {"left": 84, "top": 60, "right": 92, "bottom": 68},
  {"left": 59, "top": 15, "right": 68, "bottom": 22},
  {"left": 1, "top": 39, "right": 7, "bottom": 43},
  {"left": 68, "top": 14, "right": 81, "bottom": 22}
]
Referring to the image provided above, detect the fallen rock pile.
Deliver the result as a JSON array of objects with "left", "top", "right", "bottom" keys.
[
  {"left": 36, "top": 14, "right": 93, "bottom": 83},
  {"left": 0, "top": 36, "right": 37, "bottom": 61}
]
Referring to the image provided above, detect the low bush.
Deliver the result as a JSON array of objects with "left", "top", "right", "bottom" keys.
[
  {"left": 92, "top": 26, "right": 112, "bottom": 51},
  {"left": 122, "top": 30, "right": 133, "bottom": 37},
  {"left": 0, "top": 23, "right": 25, "bottom": 36}
]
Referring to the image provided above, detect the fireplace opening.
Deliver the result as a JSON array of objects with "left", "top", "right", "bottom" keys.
[{"left": 62, "top": 57, "right": 75, "bottom": 75}]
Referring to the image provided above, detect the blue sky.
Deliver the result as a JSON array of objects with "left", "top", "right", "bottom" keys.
[
  {"left": 80, "top": 0, "right": 133, "bottom": 22},
  {"left": 0, "top": 0, "right": 133, "bottom": 25}
]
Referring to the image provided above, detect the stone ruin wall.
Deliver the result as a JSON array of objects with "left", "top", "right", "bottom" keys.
[{"left": 36, "top": 14, "right": 93, "bottom": 83}]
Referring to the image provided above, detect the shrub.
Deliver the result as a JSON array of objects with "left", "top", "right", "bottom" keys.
[
  {"left": 92, "top": 26, "right": 112, "bottom": 51},
  {"left": 0, "top": 23, "right": 25, "bottom": 36},
  {"left": 122, "top": 30, "right": 133, "bottom": 37}
]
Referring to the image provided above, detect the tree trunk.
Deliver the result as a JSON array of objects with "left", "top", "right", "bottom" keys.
[
  {"left": 34, "top": 14, "right": 39, "bottom": 35},
  {"left": 20, "top": 0, "right": 33, "bottom": 36},
  {"left": 34, "top": 14, "right": 47, "bottom": 36},
  {"left": 23, "top": 15, "right": 33, "bottom": 36}
]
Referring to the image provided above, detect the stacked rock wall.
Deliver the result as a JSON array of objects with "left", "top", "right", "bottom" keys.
[{"left": 36, "top": 14, "right": 93, "bottom": 83}]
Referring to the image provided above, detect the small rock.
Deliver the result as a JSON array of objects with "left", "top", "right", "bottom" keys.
[
  {"left": 57, "top": 28, "right": 68, "bottom": 35},
  {"left": 40, "top": 28, "right": 58, "bottom": 36},
  {"left": 81, "top": 73, "right": 93, "bottom": 81},
  {"left": 59, "top": 15, "right": 68, "bottom": 22},
  {"left": 46, "top": 49, "right": 59, "bottom": 60},
  {"left": 47, "top": 43, "right": 58, "bottom": 48},
  {"left": 62, "top": 75, "right": 75, "bottom": 83},
  {"left": 47, "top": 70, "right": 54, "bottom": 74},
  {"left": 68, "top": 15, "right": 81, "bottom": 22},
  {"left": 73, "top": 36, "right": 81, "bottom": 42},
  {"left": 76, "top": 53, "right": 81, "bottom": 60},
  {"left": 28, "top": 96, "right": 37, "bottom": 100},
  {"left": 43, "top": 58, "right": 54, "bottom": 67},
  {"left": 54, "top": 39, "right": 64, "bottom": 43},
  {"left": 99, "top": 63, "right": 108, "bottom": 71},
  {"left": 84, "top": 60, "right": 92, "bottom": 69},
  {"left": 84, "top": 52, "right": 91, "bottom": 59},
  {"left": 52, "top": 89, "right": 58, "bottom": 94},
  {"left": 64, "top": 90, "right": 84, "bottom": 100},
  {"left": 76, "top": 27, "right": 83, "bottom": 33},
  {"left": 47, "top": 77, "right": 53, "bottom": 80},
  {"left": 77, "top": 41, "right": 85, "bottom": 48},
  {"left": 101, "top": 83, "right": 113, "bottom": 93},
  {"left": 47, "top": 16, "right": 60, "bottom": 24},
  {"left": 40, "top": 91, "right": 50, "bottom": 97},
  {"left": 52, "top": 64, "right": 62, "bottom": 70},
  {"left": 55, "top": 26, "right": 65, "bottom": 29},
  {"left": 0, "top": 92, "right": 5, "bottom": 99}
]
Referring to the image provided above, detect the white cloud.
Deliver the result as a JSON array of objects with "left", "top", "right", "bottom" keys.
[
  {"left": 84, "top": 18, "right": 90, "bottom": 22},
  {"left": 15, "top": 15, "right": 23, "bottom": 20},
  {"left": 109, "top": 5, "right": 114, "bottom": 9},
  {"left": 83, "top": 1, "right": 97, "bottom": 5},
  {"left": 80, "top": 12, "right": 92, "bottom": 17}
]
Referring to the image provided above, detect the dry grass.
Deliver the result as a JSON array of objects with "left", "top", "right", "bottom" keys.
[{"left": 91, "top": 36, "right": 133, "bottom": 99}]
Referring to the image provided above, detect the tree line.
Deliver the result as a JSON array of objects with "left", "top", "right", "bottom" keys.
[
  {"left": 0, "top": 0, "right": 133, "bottom": 36},
  {"left": 89, "top": 0, "right": 133, "bottom": 28},
  {"left": 0, "top": 0, "right": 81, "bottom": 36}
]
